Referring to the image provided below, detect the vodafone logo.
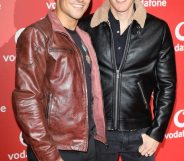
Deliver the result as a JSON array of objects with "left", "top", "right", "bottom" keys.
[
  {"left": 141, "top": 0, "right": 167, "bottom": 7},
  {"left": 174, "top": 22, "right": 184, "bottom": 52},
  {"left": 46, "top": 2, "right": 56, "bottom": 10},
  {"left": 19, "top": 132, "right": 27, "bottom": 147},
  {"left": 7, "top": 132, "right": 27, "bottom": 160},
  {"left": 174, "top": 109, "right": 184, "bottom": 128},
  {"left": 15, "top": 28, "right": 25, "bottom": 44},
  {"left": 165, "top": 110, "right": 184, "bottom": 139},
  {"left": 3, "top": 55, "right": 16, "bottom": 62},
  {"left": 4, "top": 28, "right": 25, "bottom": 63},
  {"left": 0, "top": 3, "right": 2, "bottom": 10},
  {"left": 175, "top": 22, "right": 184, "bottom": 41},
  {"left": 2, "top": 28, "right": 23, "bottom": 63},
  {"left": 165, "top": 109, "right": 184, "bottom": 139},
  {"left": 0, "top": 105, "right": 7, "bottom": 113}
]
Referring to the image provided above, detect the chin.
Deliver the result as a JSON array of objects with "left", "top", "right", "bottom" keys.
[{"left": 72, "top": 14, "right": 83, "bottom": 20}]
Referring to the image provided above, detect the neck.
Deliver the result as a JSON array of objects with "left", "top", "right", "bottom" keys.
[
  {"left": 111, "top": 4, "right": 134, "bottom": 34},
  {"left": 55, "top": 10, "right": 78, "bottom": 31}
]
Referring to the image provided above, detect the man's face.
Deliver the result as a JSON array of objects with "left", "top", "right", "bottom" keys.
[
  {"left": 56, "top": 0, "right": 91, "bottom": 21},
  {"left": 109, "top": 0, "right": 134, "bottom": 13}
]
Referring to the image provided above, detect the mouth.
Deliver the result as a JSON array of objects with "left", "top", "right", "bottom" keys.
[
  {"left": 116, "top": 0, "right": 126, "bottom": 2},
  {"left": 71, "top": 3, "right": 84, "bottom": 9}
]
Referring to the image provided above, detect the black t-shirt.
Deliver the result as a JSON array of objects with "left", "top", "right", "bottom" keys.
[{"left": 66, "top": 28, "right": 95, "bottom": 135}]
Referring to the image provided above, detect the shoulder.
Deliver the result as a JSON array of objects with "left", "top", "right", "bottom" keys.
[
  {"left": 18, "top": 16, "right": 52, "bottom": 44},
  {"left": 146, "top": 13, "right": 169, "bottom": 28},
  {"left": 145, "top": 13, "right": 173, "bottom": 45}
]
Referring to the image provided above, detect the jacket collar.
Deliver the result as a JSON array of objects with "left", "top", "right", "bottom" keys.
[{"left": 90, "top": 0, "right": 147, "bottom": 28}]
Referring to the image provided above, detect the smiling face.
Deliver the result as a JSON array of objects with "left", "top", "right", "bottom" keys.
[
  {"left": 56, "top": 0, "right": 91, "bottom": 21},
  {"left": 109, "top": 0, "right": 134, "bottom": 14}
]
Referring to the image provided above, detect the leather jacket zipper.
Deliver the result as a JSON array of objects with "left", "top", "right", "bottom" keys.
[
  {"left": 137, "top": 82, "right": 149, "bottom": 110},
  {"left": 114, "top": 69, "right": 120, "bottom": 130},
  {"left": 107, "top": 22, "right": 132, "bottom": 130},
  {"left": 78, "top": 48, "right": 89, "bottom": 150}
]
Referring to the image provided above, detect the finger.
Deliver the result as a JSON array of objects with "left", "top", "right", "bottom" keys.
[
  {"left": 147, "top": 151, "right": 154, "bottom": 156},
  {"left": 145, "top": 153, "right": 149, "bottom": 157},
  {"left": 140, "top": 146, "right": 150, "bottom": 156},
  {"left": 144, "top": 150, "right": 155, "bottom": 157},
  {"left": 141, "top": 149, "right": 149, "bottom": 156},
  {"left": 138, "top": 144, "right": 147, "bottom": 153},
  {"left": 139, "top": 140, "right": 156, "bottom": 154},
  {"left": 138, "top": 145, "right": 143, "bottom": 153}
]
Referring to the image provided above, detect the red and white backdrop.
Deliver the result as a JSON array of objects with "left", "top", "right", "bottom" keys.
[{"left": 0, "top": 0, "right": 184, "bottom": 161}]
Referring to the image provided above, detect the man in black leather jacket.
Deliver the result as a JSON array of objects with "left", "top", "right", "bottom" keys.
[{"left": 79, "top": 0, "right": 176, "bottom": 161}]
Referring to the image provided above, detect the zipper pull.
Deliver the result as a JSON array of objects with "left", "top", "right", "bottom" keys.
[{"left": 116, "top": 70, "right": 120, "bottom": 79}]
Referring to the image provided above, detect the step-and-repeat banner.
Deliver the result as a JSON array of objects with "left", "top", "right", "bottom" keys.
[{"left": 0, "top": 0, "right": 184, "bottom": 161}]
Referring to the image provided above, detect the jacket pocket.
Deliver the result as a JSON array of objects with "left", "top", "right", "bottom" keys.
[
  {"left": 46, "top": 93, "right": 53, "bottom": 124},
  {"left": 137, "top": 81, "right": 149, "bottom": 110}
]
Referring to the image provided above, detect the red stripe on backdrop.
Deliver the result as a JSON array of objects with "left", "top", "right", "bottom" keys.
[{"left": 0, "top": 0, "right": 184, "bottom": 161}]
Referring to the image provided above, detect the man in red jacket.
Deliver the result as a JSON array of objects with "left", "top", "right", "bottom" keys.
[{"left": 12, "top": 0, "right": 106, "bottom": 161}]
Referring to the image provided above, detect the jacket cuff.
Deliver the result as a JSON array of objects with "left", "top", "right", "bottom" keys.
[{"left": 146, "top": 128, "right": 164, "bottom": 143}]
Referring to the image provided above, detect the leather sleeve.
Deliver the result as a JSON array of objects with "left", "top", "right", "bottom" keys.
[
  {"left": 146, "top": 22, "right": 176, "bottom": 142},
  {"left": 12, "top": 27, "right": 60, "bottom": 161}
]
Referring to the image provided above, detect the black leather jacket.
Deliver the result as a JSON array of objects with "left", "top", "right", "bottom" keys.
[{"left": 79, "top": 13, "right": 176, "bottom": 142}]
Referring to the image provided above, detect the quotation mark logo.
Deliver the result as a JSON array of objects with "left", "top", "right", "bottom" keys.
[
  {"left": 174, "top": 109, "right": 184, "bottom": 128},
  {"left": 19, "top": 132, "right": 27, "bottom": 147},
  {"left": 15, "top": 28, "right": 25, "bottom": 43},
  {"left": 175, "top": 22, "right": 184, "bottom": 41}
]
